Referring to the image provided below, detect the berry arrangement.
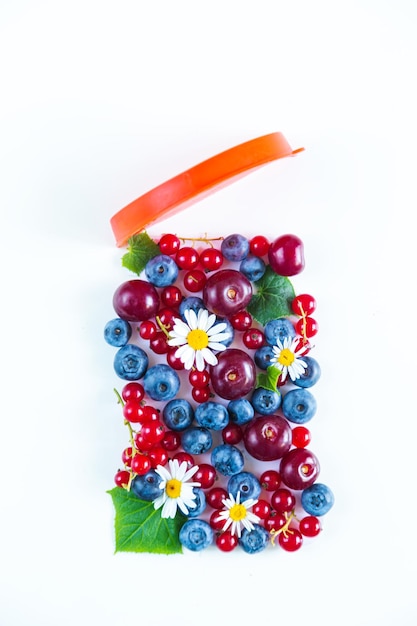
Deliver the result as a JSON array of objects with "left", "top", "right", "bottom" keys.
[{"left": 106, "top": 231, "right": 334, "bottom": 554}]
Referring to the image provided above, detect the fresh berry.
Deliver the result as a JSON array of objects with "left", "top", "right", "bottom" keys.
[
  {"left": 158, "top": 233, "right": 180, "bottom": 255},
  {"left": 113, "top": 344, "right": 149, "bottom": 381},
  {"left": 299, "top": 515, "right": 321, "bottom": 537},
  {"left": 113, "top": 280, "right": 160, "bottom": 321},
  {"left": 249, "top": 235, "right": 269, "bottom": 257},
  {"left": 203, "top": 269, "right": 252, "bottom": 317},
  {"left": 104, "top": 318, "right": 132, "bottom": 347},
  {"left": 292, "top": 426, "right": 312, "bottom": 448},
  {"left": 239, "top": 524, "right": 269, "bottom": 554},
  {"left": 179, "top": 519, "right": 214, "bottom": 551},
  {"left": 301, "top": 483, "right": 334, "bottom": 516},
  {"left": 260, "top": 469, "right": 281, "bottom": 491},
  {"left": 282, "top": 388, "right": 317, "bottom": 424},
  {"left": 114, "top": 469, "right": 130, "bottom": 488},
  {"left": 279, "top": 448, "right": 320, "bottom": 490},
  {"left": 143, "top": 364, "right": 180, "bottom": 401},
  {"left": 278, "top": 528, "right": 303, "bottom": 551},
  {"left": 145, "top": 254, "right": 179, "bottom": 287},
  {"left": 200, "top": 247, "right": 223, "bottom": 271},
  {"left": 210, "top": 349, "right": 256, "bottom": 400},
  {"left": 176, "top": 246, "right": 200, "bottom": 270},
  {"left": 292, "top": 294, "right": 317, "bottom": 316},
  {"left": 181, "top": 427, "right": 213, "bottom": 455},
  {"left": 216, "top": 530, "right": 238, "bottom": 551},
  {"left": 243, "top": 415, "right": 292, "bottom": 461},
  {"left": 121, "top": 382, "right": 145, "bottom": 403},
  {"left": 268, "top": 234, "right": 305, "bottom": 276}
]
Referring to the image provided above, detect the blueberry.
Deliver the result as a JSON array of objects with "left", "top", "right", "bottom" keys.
[
  {"left": 282, "top": 388, "right": 317, "bottom": 424},
  {"left": 301, "top": 483, "right": 335, "bottom": 516},
  {"left": 216, "top": 316, "right": 234, "bottom": 346},
  {"left": 113, "top": 344, "right": 148, "bottom": 380},
  {"left": 264, "top": 318, "right": 296, "bottom": 346},
  {"left": 254, "top": 345, "right": 275, "bottom": 370},
  {"left": 179, "top": 519, "right": 214, "bottom": 551},
  {"left": 293, "top": 356, "right": 321, "bottom": 388},
  {"left": 104, "top": 318, "right": 132, "bottom": 347},
  {"left": 195, "top": 401, "right": 229, "bottom": 431},
  {"left": 182, "top": 427, "right": 212, "bottom": 455},
  {"left": 130, "top": 470, "right": 162, "bottom": 501},
  {"left": 179, "top": 296, "right": 205, "bottom": 321},
  {"left": 163, "top": 398, "right": 194, "bottom": 431},
  {"left": 211, "top": 444, "right": 244, "bottom": 476},
  {"left": 221, "top": 233, "right": 250, "bottom": 262},
  {"left": 250, "top": 387, "right": 281, "bottom": 415},
  {"left": 227, "top": 471, "right": 261, "bottom": 501},
  {"left": 239, "top": 524, "right": 269, "bottom": 554},
  {"left": 227, "top": 398, "right": 254, "bottom": 425},
  {"left": 187, "top": 488, "right": 207, "bottom": 517},
  {"left": 143, "top": 364, "right": 180, "bottom": 401},
  {"left": 145, "top": 254, "right": 179, "bottom": 287},
  {"left": 239, "top": 255, "right": 266, "bottom": 282}
]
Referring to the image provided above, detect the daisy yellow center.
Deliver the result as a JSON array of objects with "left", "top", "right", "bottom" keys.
[
  {"left": 277, "top": 348, "right": 295, "bottom": 367},
  {"left": 166, "top": 478, "right": 182, "bottom": 498},
  {"left": 187, "top": 329, "right": 209, "bottom": 350},
  {"left": 229, "top": 503, "right": 247, "bottom": 522}
]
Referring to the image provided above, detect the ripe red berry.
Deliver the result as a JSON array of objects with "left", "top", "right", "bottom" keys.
[
  {"left": 161, "top": 285, "right": 183, "bottom": 307},
  {"left": 270, "top": 488, "right": 295, "bottom": 514},
  {"left": 148, "top": 446, "right": 169, "bottom": 468},
  {"left": 189, "top": 369, "right": 210, "bottom": 388},
  {"left": 252, "top": 499, "right": 272, "bottom": 520},
  {"left": 200, "top": 248, "right": 224, "bottom": 271},
  {"left": 260, "top": 469, "right": 281, "bottom": 491},
  {"left": 299, "top": 515, "right": 322, "bottom": 537},
  {"left": 121, "top": 382, "right": 145, "bottom": 403},
  {"left": 295, "top": 316, "right": 318, "bottom": 339},
  {"left": 278, "top": 528, "right": 303, "bottom": 552},
  {"left": 221, "top": 423, "right": 243, "bottom": 445},
  {"left": 264, "top": 513, "right": 286, "bottom": 533},
  {"left": 206, "top": 487, "right": 228, "bottom": 509},
  {"left": 122, "top": 400, "right": 144, "bottom": 423},
  {"left": 250, "top": 235, "right": 269, "bottom": 257},
  {"left": 158, "top": 233, "right": 180, "bottom": 255},
  {"left": 172, "top": 452, "right": 195, "bottom": 470},
  {"left": 292, "top": 426, "right": 311, "bottom": 448},
  {"left": 176, "top": 246, "right": 199, "bottom": 269},
  {"left": 166, "top": 348, "right": 185, "bottom": 370},
  {"left": 209, "top": 510, "right": 226, "bottom": 531},
  {"left": 114, "top": 469, "right": 130, "bottom": 488},
  {"left": 292, "top": 293, "right": 317, "bottom": 316},
  {"left": 140, "top": 421, "right": 165, "bottom": 446},
  {"left": 242, "top": 328, "right": 265, "bottom": 349},
  {"left": 216, "top": 531, "right": 238, "bottom": 552},
  {"left": 193, "top": 463, "right": 217, "bottom": 489},
  {"left": 121, "top": 447, "right": 134, "bottom": 467},
  {"left": 149, "top": 331, "right": 170, "bottom": 354},
  {"left": 183, "top": 269, "right": 207, "bottom": 292},
  {"left": 139, "top": 320, "right": 157, "bottom": 340},
  {"left": 131, "top": 453, "right": 152, "bottom": 475},
  {"left": 191, "top": 386, "right": 211, "bottom": 403},
  {"left": 229, "top": 310, "right": 252, "bottom": 331},
  {"left": 161, "top": 430, "right": 181, "bottom": 451}
]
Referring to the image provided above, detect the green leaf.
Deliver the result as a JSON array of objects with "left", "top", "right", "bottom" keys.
[
  {"left": 108, "top": 487, "right": 185, "bottom": 554},
  {"left": 247, "top": 265, "right": 295, "bottom": 325},
  {"left": 121, "top": 232, "right": 160, "bottom": 276},
  {"left": 256, "top": 365, "right": 281, "bottom": 391}
]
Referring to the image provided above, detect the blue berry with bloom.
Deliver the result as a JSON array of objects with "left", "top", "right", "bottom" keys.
[
  {"left": 195, "top": 401, "right": 229, "bottom": 430},
  {"left": 301, "top": 483, "right": 334, "bottom": 517},
  {"left": 264, "top": 318, "right": 296, "bottom": 346},
  {"left": 239, "top": 254, "right": 266, "bottom": 281},
  {"left": 250, "top": 387, "right": 281, "bottom": 415},
  {"left": 143, "top": 363, "right": 180, "bottom": 401},
  {"left": 113, "top": 344, "right": 148, "bottom": 380},
  {"left": 163, "top": 398, "right": 194, "bottom": 431},
  {"left": 227, "top": 471, "right": 261, "bottom": 501},
  {"left": 293, "top": 355, "right": 321, "bottom": 388},
  {"left": 282, "top": 388, "right": 317, "bottom": 424},
  {"left": 239, "top": 524, "right": 270, "bottom": 554},
  {"left": 131, "top": 470, "right": 163, "bottom": 501},
  {"left": 104, "top": 318, "right": 132, "bottom": 347},
  {"left": 179, "top": 519, "right": 214, "bottom": 551},
  {"left": 227, "top": 398, "right": 254, "bottom": 425},
  {"left": 145, "top": 254, "right": 179, "bottom": 287},
  {"left": 211, "top": 444, "right": 244, "bottom": 476},
  {"left": 221, "top": 233, "right": 250, "bottom": 261},
  {"left": 181, "top": 427, "right": 213, "bottom": 455}
]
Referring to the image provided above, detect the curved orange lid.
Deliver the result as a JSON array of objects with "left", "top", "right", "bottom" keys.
[{"left": 110, "top": 132, "right": 304, "bottom": 247}]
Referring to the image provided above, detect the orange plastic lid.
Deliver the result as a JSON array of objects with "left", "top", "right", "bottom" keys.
[{"left": 110, "top": 132, "right": 304, "bottom": 247}]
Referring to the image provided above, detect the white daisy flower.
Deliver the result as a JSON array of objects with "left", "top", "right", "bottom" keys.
[
  {"left": 217, "top": 491, "right": 260, "bottom": 538},
  {"left": 153, "top": 459, "right": 201, "bottom": 519},
  {"left": 167, "top": 308, "right": 229, "bottom": 371},
  {"left": 271, "top": 336, "right": 307, "bottom": 383}
]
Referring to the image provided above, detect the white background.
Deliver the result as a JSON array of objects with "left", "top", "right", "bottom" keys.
[{"left": 1, "top": 1, "right": 416, "bottom": 624}]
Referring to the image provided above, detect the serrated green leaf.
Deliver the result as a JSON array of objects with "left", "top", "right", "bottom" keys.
[
  {"left": 256, "top": 365, "right": 281, "bottom": 391},
  {"left": 108, "top": 487, "right": 185, "bottom": 554},
  {"left": 247, "top": 266, "right": 295, "bottom": 325},
  {"left": 121, "top": 232, "right": 160, "bottom": 276}
]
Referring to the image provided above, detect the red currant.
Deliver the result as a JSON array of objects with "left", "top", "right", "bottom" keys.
[
  {"left": 193, "top": 463, "right": 217, "bottom": 489},
  {"left": 191, "top": 386, "right": 211, "bottom": 403},
  {"left": 278, "top": 528, "right": 303, "bottom": 552},
  {"left": 121, "top": 447, "right": 134, "bottom": 467},
  {"left": 216, "top": 531, "right": 238, "bottom": 552},
  {"left": 161, "top": 285, "right": 183, "bottom": 307},
  {"left": 114, "top": 469, "right": 130, "bottom": 488},
  {"left": 250, "top": 235, "right": 269, "bottom": 257},
  {"left": 134, "top": 433, "right": 154, "bottom": 452},
  {"left": 260, "top": 469, "right": 281, "bottom": 491},
  {"left": 200, "top": 247, "right": 224, "bottom": 271},
  {"left": 122, "top": 400, "right": 144, "bottom": 423},
  {"left": 140, "top": 405, "right": 160, "bottom": 422},
  {"left": 148, "top": 446, "right": 169, "bottom": 468},
  {"left": 270, "top": 488, "right": 295, "bottom": 514},
  {"left": 158, "top": 233, "right": 180, "bottom": 255},
  {"left": 252, "top": 499, "right": 272, "bottom": 520},
  {"left": 264, "top": 513, "right": 286, "bottom": 533},
  {"left": 229, "top": 310, "right": 252, "bottom": 331},
  {"left": 166, "top": 348, "right": 185, "bottom": 370},
  {"left": 206, "top": 487, "right": 228, "bottom": 509},
  {"left": 161, "top": 430, "right": 181, "bottom": 451},
  {"left": 172, "top": 452, "right": 195, "bottom": 470},
  {"left": 209, "top": 510, "right": 226, "bottom": 531},
  {"left": 221, "top": 422, "right": 243, "bottom": 445},
  {"left": 292, "top": 426, "right": 311, "bottom": 448},
  {"left": 176, "top": 246, "right": 199, "bottom": 270},
  {"left": 292, "top": 293, "right": 317, "bottom": 316},
  {"left": 121, "top": 382, "right": 145, "bottom": 403},
  {"left": 299, "top": 515, "right": 321, "bottom": 537},
  {"left": 139, "top": 320, "right": 157, "bottom": 340},
  {"left": 139, "top": 421, "right": 165, "bottom": 446},
  {"left": 131, "top": 453, "right": 152, "bottom": 475},
  {"left": 156, "top": 308, "right": 178, "bottom": 331},
  {"left": 189, "top": 369, "right": 210, "bottom": 388},
  {"left": 183, "top": 269, "right": 207, "bottom": 292},
  {"left": 295, "top": 316, "right": 319, "bottom": 339},
  {"left": 149, "top": 331, "right": 170, "bottom": 354},
  {"left": 242, "top": 327, "right": 265, "bottom": 349}
]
